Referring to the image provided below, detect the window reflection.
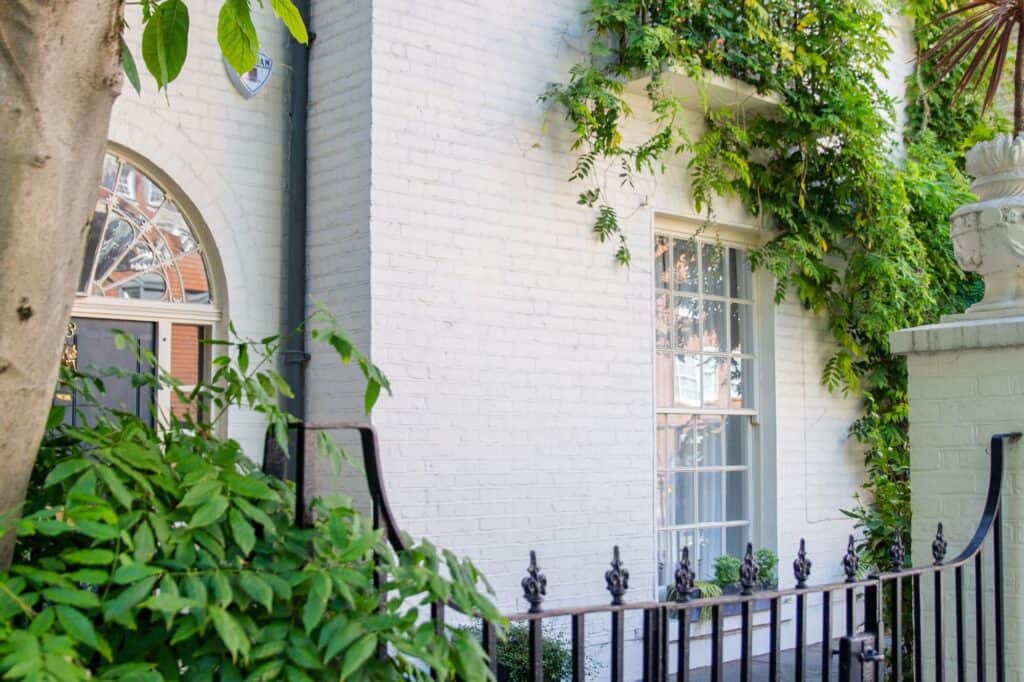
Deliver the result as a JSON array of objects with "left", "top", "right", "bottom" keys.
[{"left": 80, "top": 153, "right": 213, "bottom": 304}]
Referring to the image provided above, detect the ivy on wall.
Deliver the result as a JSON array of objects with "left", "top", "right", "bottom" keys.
[{"left": 545, "top": 0, "right": 1000, "bottom": 573}]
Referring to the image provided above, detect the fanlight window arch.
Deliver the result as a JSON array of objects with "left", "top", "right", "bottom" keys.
[{"left": 78, "top": 152, "right": 213, "bottom": 304}]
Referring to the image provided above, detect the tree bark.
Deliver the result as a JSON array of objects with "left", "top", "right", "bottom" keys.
[{"left": 0, "top": 0, "right": 123, "bottom": 565}]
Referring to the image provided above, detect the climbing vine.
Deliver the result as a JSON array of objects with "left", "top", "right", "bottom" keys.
[{"left": 545, "top": 0, "right": 1001, "bottom": 574}]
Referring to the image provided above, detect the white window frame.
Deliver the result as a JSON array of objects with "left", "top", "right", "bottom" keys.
[
  {"left": 71, "top": 146, "right": 227, "bottom": 430},
  {"left": 653, "top": 218, "right": 777, "bottom": 589}
]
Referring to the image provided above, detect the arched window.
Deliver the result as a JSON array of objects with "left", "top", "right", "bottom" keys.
[
  {"left": 79, "top": 153, "right": 214, "bottom": 304},
  {"left": 65, "top": 149, "right": 225, "bottom": 427}
]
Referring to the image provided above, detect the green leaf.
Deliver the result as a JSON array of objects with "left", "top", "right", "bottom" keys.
[
  {"left": 55, "top": 605, "right": 101, "bottom": 652},
  {"left": 211, "top": 572, "right": 233, "bottom": 607},
  {"left": 121, "top": 37, "right": 141, "bottom": 94},
  {"left": 270, "top": 0, "right": 308, "bottom": 44},
  {"left": 229, "top": 508, "right": 256, "bottom": 555},
  {"left": 102, "top": 576, "right": 158, "bottom": 621},
  {"left": 210, "top": 606, "right": 250, "bottom": 662},
  {"left": 301, "top": 573, "right": 329, "bottom": 634},
  {"left": 96, "top": 464, "right": 134, "bottom": 510},
  {"left": 112, "top": 563, "right": 163, "bottom": 585},
  {"left": 189, "top": 494, "right": 229, "bottom": 528},
  {"left": 42, "top": 587, "right": 101, "bottom": 609},
  {"left": 141, "top": 0, "right": 189, "bottom": 89},
  {"left": 238, "top": 573, "right": 273, "bottom": 612},
  {"left": 218, "top": 0, "right": 259, "bottom": 75},
  {"left": 44, "top": 459, "right": 90, "bottom": 488},
  {"left": 363, "top": 380, "right": 381, "bottom": 415},
  {"left": 223, "top": 473, "right": 276, "bottom": 501},
  {"left": 132, "top": 523, "right": 156, "bottom": 564},
  {"left": 178, "top": 479, "right": 222, "bottom": 507},
  {"left": 140, "top": 593, "right": 201, "bottom": 612},
  {"left": 340, "top": 634, "right": 377, "bottom": 679},
  {"left": 61, "top": 548, "right": 114, "bottom": 566}
]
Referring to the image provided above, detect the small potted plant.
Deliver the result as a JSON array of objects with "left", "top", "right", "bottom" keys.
[
  {"left": 754, "top": 548, "right": 778, "bottom": 590},
  {"left": 713, "top": 554, "right": 743, "bottom": 595},
  {"left": 924, "top": 2, "right": 1024, "bottom": 314}
]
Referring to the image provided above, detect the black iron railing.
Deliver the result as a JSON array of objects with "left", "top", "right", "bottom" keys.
[{"left": 265, "top": 425, "right": 1019, "bottom": 682}]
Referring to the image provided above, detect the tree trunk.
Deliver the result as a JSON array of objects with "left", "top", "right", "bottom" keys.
[{"left": 0, "top": 0, "right": 123, "bottom": 565}]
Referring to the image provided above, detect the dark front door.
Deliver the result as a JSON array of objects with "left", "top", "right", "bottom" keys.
[{"left": 56, "top": 318, "right": 157, "bottom": 427}]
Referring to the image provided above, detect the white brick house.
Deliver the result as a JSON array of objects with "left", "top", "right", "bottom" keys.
[{"left": 89, "top": 0, "right": 915, "bottom": 673}]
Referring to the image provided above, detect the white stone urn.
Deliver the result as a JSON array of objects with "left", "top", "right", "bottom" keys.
[{"left": 951, "top": 133, "right": 1024, "bottom": 316}]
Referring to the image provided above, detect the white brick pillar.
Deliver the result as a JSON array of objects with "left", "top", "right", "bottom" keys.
[{"left": 890, "top": 315, "right": 1024, "bottom": 680}]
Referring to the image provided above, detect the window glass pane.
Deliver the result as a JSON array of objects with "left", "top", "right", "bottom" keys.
[
  {"left": 724, "top": 415, "right": 749, "bottom": 466},
  {"left": 730, "top": 302, "right": 754, "bottom": 355},
  {"left": 656, "top": 414, "right": 697, "bottom": 469},
  {"left": 729, "top": 357, "right": 755, "bottom": 409},
  {"left": 673, "top": 354, "right": 703, "bottom": 408},
  {"left": 694, "top": 416, "right": 723, "bottom": 467},
  {"left": 100, "top": 154, "right": 119, "bottom": 192},
  {"left": 658, "top": 530, "right": 695, "bottom": 587},
  {"left": 703, "top": 300, "right": 727, "bottom": 353},
  {"left": 701, "top": 243, "right": 725, "bottom": 296},
  {"left": 658, "top": 471, "right": 695, "bottom": 526},
  {"left": 675, "top": 296, "right": 699, "bottom": 351},
  {"left": 673, "top": 239, "right": 699, "bottom": 293},
  {"left": 699, "top": 471, "right": 724, "bottom": 523},
  {"left": 700, "top": 355, "right": 729, "bottom": 408},
  {"left": 726, "top": 470, "right": 749, "bottom": 522},
  {"left": 729, "top": 248, "right": 753, "bottom": 299},
  {"left": 655, "top": 352, "right": 675, "bottom": 408},
  {"left": 697, "top": 527, "right": 723, "bottom": 581},
  {"left": 726, "top": 525, "right": 750, "bottom": 560},
  {"left": 655, "top": 236, "right": 672, "bottom": 289},
  {"left": 655, "top": 293, "right": 672, "bottom": 349},
  {"left": 171, "top": 324, "right": 205, "bottom": 386}
]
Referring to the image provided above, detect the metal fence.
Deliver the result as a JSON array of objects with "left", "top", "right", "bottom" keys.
[{"left": 266, "top": 424, "right": 1018, "bottom": 682}]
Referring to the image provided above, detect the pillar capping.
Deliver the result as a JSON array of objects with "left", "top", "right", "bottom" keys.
[{"left": 890, "top": 313, "right": 1024, "bottom": 355}]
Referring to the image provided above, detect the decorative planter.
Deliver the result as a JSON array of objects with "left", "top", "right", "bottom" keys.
[{"left": 951, "top": 133, "right": 1024, "bottom": 315}]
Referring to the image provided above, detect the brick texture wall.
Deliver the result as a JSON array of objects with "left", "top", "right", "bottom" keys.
[{"left": 107, "top": 1, "right": 290, "bottom": 457}]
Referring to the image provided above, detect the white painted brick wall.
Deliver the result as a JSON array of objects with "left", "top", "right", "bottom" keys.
[
  {"left": 896, "top": 321, "right": 1024, "bottom": 682},
  {"left": 109, "top": 2, "right": 290, "bottom": 457},
  {"left": 352, "top": 0, "right": 867, "bottom": 613}
]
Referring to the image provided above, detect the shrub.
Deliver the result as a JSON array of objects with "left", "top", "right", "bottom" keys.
[
  {"left": 0, "top": 319, "right": 503, "bottom": 681},
  {"left": 465, "top": 623, "right": 598, "bottom": 682},
  {"left": 754, "top": 548, "right": 778, "bottom": 586},
  {"left": 712, "top": 555, "right": 741, "bottom": 589}
]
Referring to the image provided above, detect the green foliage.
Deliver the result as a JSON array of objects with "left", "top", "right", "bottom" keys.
[
  {"left": 124, "top": 0, "right": 309, "bottom": 94},
  {"left": 465, "top": 623, "right": 599, "bottom": 682},
  {"left": 753, "top": 548, "right": 777, "bottom": 585},
  {"left": 0, "top": 319, "right": 501, "bottom": 681},
  {"left": 546, "top": 0, "right": 993, "bottom": 588},
  {"left": 712, "top": 555, "right": 741, "bottom": 588}
]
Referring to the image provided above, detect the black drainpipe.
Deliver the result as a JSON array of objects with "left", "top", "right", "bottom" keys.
[{"left": 280, "top": 0, "right": 312, "bottom": 489}]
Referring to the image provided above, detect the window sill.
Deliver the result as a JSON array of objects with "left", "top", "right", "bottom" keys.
[{"left": 625, "top": 68, "right": 782, "bottom": 118}]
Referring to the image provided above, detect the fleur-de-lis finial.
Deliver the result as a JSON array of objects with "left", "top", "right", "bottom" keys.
[
  {"left": 674, "top": 547, "right": 694, "bottom": 602},
  {"left": 932, "top": 523, "right": 948, "bottom": 565},
  {"left": 890, "top": 534, "right": 906, "bottom": 572},
  {"left": 843, "top": 535, "right": 859, "bottom": 583},
  {"left": 521, "top": 550, "right": 546, "bottom": 614},
  {"left": 740, "top": 543, "right": 759, "bottom": 596},
  {"left": 793, "top": 538, "right": 812, "bottom": 588},
  {"left": 605, "top": 546, "right": 630, "bottom": 606}
]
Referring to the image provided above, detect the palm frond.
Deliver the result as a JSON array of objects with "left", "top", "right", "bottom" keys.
[{"left": 921, "top": 0, "right": 1024, "bottom": 118}]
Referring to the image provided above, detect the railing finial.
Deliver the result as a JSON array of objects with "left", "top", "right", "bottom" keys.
[
  {"left": 674, "top": 546, "right": 694, "bottom": 603},
  {"left": 932, "top": 522, "right": 948, "bottom": 565},
  {"left": 521, "top": 550, "right": 546, "bottom": 614},
  {"left": 890, "top": 533, "right": 906, "bottom": 571},
  {"left": 843, "top": 534, "right": 859, "bottom": 583},
  {"left": 605, "top": 545, "right": 629, "bottom": 606},
  {"left": 793, "top": 538, "right": 812, "bottom": 588},
  {"left": 740, "top": 542, "right": 758, "bottom": 595}
]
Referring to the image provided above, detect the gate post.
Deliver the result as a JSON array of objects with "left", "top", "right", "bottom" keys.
[{"left": 891, "top": 316, "right": 1024, "bottom": 680}]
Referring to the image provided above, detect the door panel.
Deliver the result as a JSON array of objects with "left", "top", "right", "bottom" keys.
[{"left": 56, "top": 318, "right": 157, "bottom": 427}]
